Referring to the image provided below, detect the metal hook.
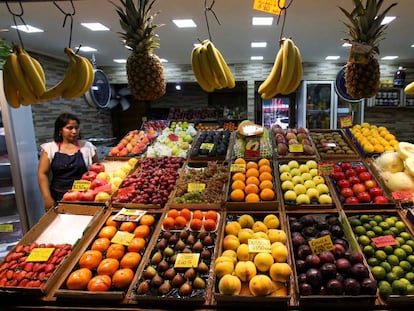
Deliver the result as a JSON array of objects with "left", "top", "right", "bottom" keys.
[
  {"left": 5, "top": 0, "right": 26, "bottom": 49},
  {"left": 204, "top": 0, "right": 221, "bottom": 42},
  {"left": 276, "top": 0, "right": 294, "bottom": 41},
  {"left": 53, "top": 0, "right": 76, "bottom": 49}
]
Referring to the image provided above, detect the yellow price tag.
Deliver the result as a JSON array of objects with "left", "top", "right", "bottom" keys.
[
  {"left": 200, "top": 143, "right": 214, "bottom": 151},
  {"left": 318, "top": 161, "right": 334, "bottom": 176},
  {"left": 174, "top": 253, "right": 200, "bottom": 268},
  {"left": 309, "top": 235, "right": 335, "bottom": 255},
  {"left": 142, "top": 116, "right": 147, "bottom": 122},
  {"left": 188, "top": 183, "right": 206, "bottom": 192},
  {"left": 340, "top": 116, "right": 353, "bottom": 128},
  {"left": 248, "top": 239, "right": 271, "bottom": 253},
  {"left": 0, "top": 224, "right": 13, "bottom": 233},
  {"left": 253, "top": 0, "right": 285, "bottom": 15},
  {"left": 26, "top": 248, "right": 55, "bottom": 262},
  {"left": 111, "top": 231, "right": 135, "bottom": 246},
  {"left": 230, "top": 163, "right": 246, "bottom": 173},
  {"left": 72, "top": 180, "right": 91, "bottom": 191},
  {"left": 289, "top": 144, "right": 304, "bottom": 153}
]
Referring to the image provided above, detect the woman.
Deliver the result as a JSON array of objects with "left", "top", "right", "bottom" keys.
[{"left": 38, "top": 113, "right": 98, "bottom": 210}]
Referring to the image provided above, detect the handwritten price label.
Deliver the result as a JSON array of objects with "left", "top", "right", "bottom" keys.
[
  {"left": 372, "top": 235, "right": 397, "bottom": 248},
  {"left": 253, "top": 0, "right": 285, "bottom": 15},
  {"left": 111, "top": 231, "right": 135, "bottom": 246},
  {"left": 174, "top": 253, "right": 200, "bottom": 268},
  {"left": 309, "top": 235, "right": 334, "bottom": 255},
  {"left": 72, "top": 180, "right": 91, "bottom": 191},
  {"left": 188, "top": 183, "right": 206, "bottom": 192},
  {"left": 318, "top": 161, "right": 334, "bottom": 176},
  {"left": 248, "top": 239, "right": 271, "bottom": 253},
  {"left": 340, "top": 116, "right": 353, "bottom": 128},
  {"left": 231, "top": 164, "right": 246, "bottom": 173},
  {"left": 289, "top": 144, "right": 304, "bottom": 153},
  {"left": 26, "top": 248, "right": 55, "bottom": 262},
  {"left": 0, "top": 224, "right": 13, "bottom": 233}
]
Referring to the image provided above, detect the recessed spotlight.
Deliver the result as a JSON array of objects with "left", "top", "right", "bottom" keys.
[
  {"left": 81, "top": 23, "right": 110, "bottom": 31},
  {"left": 251, "top": 42, "right": 267, "bottom": 48},
  {"left": 381, "top": 16, "right": 396, "bottom": 25},
  {"left": 325, "top": 56, "right": 340, "bottom": 60},
  {"left": 11, "top": 25, "right": 43, "bottom": 33},
  {"left": 172, "top": 19, "right": 196, "bottom": 28},
  {"left": 251, "top": 56, "right": 263, "bottom": 61},
  {"left": 381, "top": 56, "right": 399, "bottom": 60},
  {"left": 175, "top": 84, "right": 182, "bottom": 91},
  {"left": 113, "top": 59, "right": 127, "bottom": 64},
  {"left": 252, "top": 17, "right": 273, "bottom": 26}
]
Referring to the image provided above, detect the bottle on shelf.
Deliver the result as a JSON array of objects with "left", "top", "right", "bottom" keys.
[{"left": 393, "top": 66, "right": 406, "bottom": 88}]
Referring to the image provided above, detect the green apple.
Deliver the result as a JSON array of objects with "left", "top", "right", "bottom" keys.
[
  {"left": 306, "top": 160, "right": 318, "bottom": 169},
  {"left": 296, "top": 193, "right": 311, "bottom": 204},
  {"left": 280, "top": 172, "right": 292, "bottom": 182},
  {"left": 184, "top": 134, "right": 193, "bottom": 143},
  {"left": 318, "top": 194, "right": 333, "bottom": 204},
  {"left": 281, "top": 180, "right": 294, "bottom": 191},
  {"left": 292, "top": 175, "right": 304, "bottom": 185},
  {"left": 309, "top": 168, "right": 319, "bottom": 177},
  {"left": 316, "top": 183, "right": 329, "bottom": 195},
  {"left": 288, "top": 160, "right": 299, "bottom": 169},
  {"left": 301, "top": 172, "right": 312, "bottom": 181},
  {"left": 313, "top": 175, "right": 325, "bottom": 185},
  {"left": 279, "top": 164, "right": 290, "bottom": 173},
  {"left": 290, "top": 168, "right": 300, "bottom": 177},
  {"left": 293, "top": 184, "right": 307, "bottom": 195},
  {"left": 306, "top": 187, "right": 320, "bottom": 200},
  {"left": 304, "top": 180, "right": 316, "bottom": 189},
  {"left": 299, "top": 164, "right": 309, "bottom": 173},
  {"left": 284, "top": 190, "right": 297, "bottom": 201}
]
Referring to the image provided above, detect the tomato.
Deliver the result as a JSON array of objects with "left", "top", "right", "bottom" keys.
[
  {"left": 66, "top": 268, "right": 93, "bottom": 290},
  {"left": 79, "top": 250, "right": 103, "bottom": 270},
  {"left": 106, "top": 244, "right": 125, "bottom": 260},
  {"left": 97, "top": 258, "right": 119, "bottom": 276},
  {"left": 111, "top": 268, "right": 134, "bottom": 289},
  {"left": 87, "top": 275, "right": 112, "bottom": 291}
]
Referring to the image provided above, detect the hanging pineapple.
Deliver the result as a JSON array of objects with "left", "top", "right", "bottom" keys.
[
  {"left": 112, "top": 0, "right": 166, "bottom": 101},
  {"left": 339, "top": 0, "right": 397, "bottom": 99}
]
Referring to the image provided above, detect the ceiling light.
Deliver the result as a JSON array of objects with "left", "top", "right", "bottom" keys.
[
  {"left": 175, "top": 84, "right": 182, "bottom": 91},
  {"left": 160, "top": 58, "right": 168, "bottom": 63},
  {"left": 251, "top": 56, "right": 263, "bottom": 61},
  {"left": 113, "top": 59, "right": 126, "bottom": 64},
  {"left": 381, "top": 56, "right": 398, "bottom": 60},
  {"left": 342, "top": 42, "right": 352, "bottom": 47},
  {"left": 11, "top": 25, "right": 43, "bottom": 33},
  {"left": 251, "top": 42, "right": 267, "bottom": 48},
  {"left": 252, "top": 17, "right": 273, "bottom": 26},
  {"left": 172, "top": 19, "right": 196, "bottom": 28},
  {"left": 325, "top": 56, "right": 340, "bottom": 60},
  {"left": 193, "top": 43, "right": 202, "bottom": 48},
  {"left": 81, "top": 23, "right": 110, "bottom": 31},
  {"left": 381, "top": 16, "right": 396, "bottom": 25},
  {"left": 76, "top": 46, "right": 97, "bottom": 52}
]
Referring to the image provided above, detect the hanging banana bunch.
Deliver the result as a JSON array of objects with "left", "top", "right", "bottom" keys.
[
  {"left": 258, "top": 37, "right": 303, "bottom": 99},
  {"left": 3, "top": 45, "right": 94, "bottom": 108},
  {"left": 190, "top": 39, "right": 235, "bottom": 92}
]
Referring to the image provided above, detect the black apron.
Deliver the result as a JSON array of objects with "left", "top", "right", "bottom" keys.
[{"left": 50, "top": 143, "right": 87, "bottom": 201}]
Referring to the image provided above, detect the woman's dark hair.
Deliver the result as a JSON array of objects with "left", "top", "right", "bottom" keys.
[{"left": 53, "top": 113, "right": 80, "bottom": 142}]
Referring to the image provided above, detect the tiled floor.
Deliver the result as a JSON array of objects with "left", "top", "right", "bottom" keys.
[{"left": 0, "top": 214, "right": 23, "bottom": 260}]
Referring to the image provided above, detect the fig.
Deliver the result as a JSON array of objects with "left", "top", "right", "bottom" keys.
[
  {"left": 137, "top": 280, "right": 151, "bottom": 294},
  {"left": 143, "top": 266, "right": 157, "bottom": 279},
  {"left": 180, "top": 230, "right": 189, "bottom": 240},
  {"left": 151, "top": 251, "right": 163, "bottom": 265},
  {"left": 157, "top": 259, "right": 169, "bottom": 272},
  {"left": 197, "top": 260, "right": 209, "bottom": 274},
  {"left": 150, "top": 274, "right": 164, "bottom": 288},
  {"left": 164, "top": 267, "right": 177, "bottom": 280},
  {"left": 163, "top": 246, "right": 174, "bottom": 257},
  {"left": 169, "top": 234, "right": 179, "bottom": 245},
  {"left": 192, "top": 240, "right": 204, "bottom": 252},
  {"left": 186, "top": 234, "right": 196, "bottom": 245},
  {"left": 171, "top": 273, "right": 185, "bottom": 288},
  {"left": 201, "top": 248, "right": 211, "bottom": 259},
  {"left": 179, "top": 281, "right": 193, "bottom": 296},
  {"left": 175, "top": 239, "right": 186, "bottom": 251},
  {"left": 162, "top": 230, "right": 172, "bottom": 240},
  {"left": 157, "top": 238, "right": 168, "bottom": 250},
  {"left": 183, "top": 268, "right": 196, "bottom": 281},
  {"left": 169, "top": 254, "right": 177, "bottom": 264},
  {"left": 193, "top": 276, "right": 206, "bottom": 289},
  {"left": 203, "top": 235, "right": 214, "bottom": 246}
]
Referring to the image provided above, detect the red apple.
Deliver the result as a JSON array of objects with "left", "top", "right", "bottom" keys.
[
  {"left": 373, "top": 195, "right": 389, "bottom": 204},
  {"left": 354, "top": 165, "right": 367, "bottom": 174},
  {"left": 62, "top": 190, "right": 81, "bottom": 201},
  {"left": 90, "top": 178, "right": 108, "bottom": 190},
  {"left": 341, "top": 162, "right": 353, "bottom": 171},
  {"left": 357, "top": 191, "right": 371, "bottom": 203},
  {"left": 89, "top": 162, "right": 105, "bottom": 174},
  {"left": 345, "top": 168, "right": 357, "bottom": 178},
  {"left": 345, "top": 196, "right": 359, "bottom": 204},
  {"left": 352, "top": 183, "right": 366, "bottom": 195},
  {"left": 358, "top": 172, "right": 372, "bottom": 182},
  {"left": 337, "top": 179, "right": 350, "bottom": 189},
  {"left": 348, "top": 176, "right": 361, "bottom": 186},
  {"left": 332, "top": 171, "right": 346, "bottom": 181},
  {"left": 368, "top": 186, "right": 383, "bottom": 198},
  {"left": 81, "top": 189, "right": 96, "bottom": 201},
  {"left": 364, "top": 179, "right": 377, "bottom": 189},
  {"left": 340, "top": 187, "right": 354, "bottom": 198},
  {"left": 333, "top": 165, "right": 342, "bottom": 173},
  {"left": 81, "top": 170, "right": 97, "bottom": 181}
]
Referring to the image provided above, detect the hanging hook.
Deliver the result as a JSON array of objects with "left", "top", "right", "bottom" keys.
[
  {"left": 204, "top": 0, "right": 221, "bottom": 42},
  {"left": 53, "top": 0, "right": 76, "bottom": 50},
  {"left": 276, "top": 0, "right": 294, "bottom": 41},
  {"left": 5, "top": 0, "right": 27, "bottom": 49}
]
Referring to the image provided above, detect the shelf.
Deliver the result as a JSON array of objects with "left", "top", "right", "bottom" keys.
[{"left": 0, "top": 186, "right": 15, "bottom": 196}]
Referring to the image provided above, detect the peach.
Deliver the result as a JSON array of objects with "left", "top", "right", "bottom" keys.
[
  {"left": 248, "top": 274, "right": 273, "bottom": 296},
  {"left": 218, "top": 274, "right": 241, "bottom": 295},
  {"left": 234, "top": 260, "right": 257, "bottom": 282},
  {"left": 222, "top": 234, "right": 240, "bottom": 251},
  {"left": 269, "top": 262, "right": 292, "bottom": 283}
]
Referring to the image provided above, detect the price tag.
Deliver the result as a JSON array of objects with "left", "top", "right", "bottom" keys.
[
  {"left": 289, "top": 144, "right": 304, "bottom": 153},
  {"left": 188, "top": 183, "right": 206, "bottom": 192},
  {"left": 248, "top": 239, "right": 271, "bottom": 253},
  {"left": 318, "top": 161, "right": 334, "bottom": 176},
  {"left": 340, "top": 116, "right": 353, "bottom": 128},
  {"left": 372, "top": 235, "right": 397, "bottom": 248},
  {"left": 322, "top": 142, "right": 337, "bottom": 148},
  {"left": 230, "top": 164, "right": 246, "bottom": 173},
  {"left": 253, "top": 0, "right": 285, "bottom": 15},
  {"left": 174, "top": 253, "right": 200, "bottom": 268},
  {"left": 0, "top": 224, "right": 13, "bottom": 233},
  {"left": 26, "top": 248, "right": 55, "bottom": 262},
  {"left": 112, "top": 208, "right": 146, "bottom": 222},
  {"left": 142, "top": 116, "right": 147, "bottom": 122},
  {"left": 392, "top": 191, "right": 414, "bottom": 202},
  {"left": 72, "top": 180, "right": 91, "bottom": 191},
  {"left": 200, "top": 143, "right": 214, "bottom": 151},
  {"left": 309, "top": 235, "right": 334, "bottom": 255},
  {"left": 111, "top": 231, "right": 135, "bottom": 246}
]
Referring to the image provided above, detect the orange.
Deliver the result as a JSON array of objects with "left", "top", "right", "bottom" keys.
[
  {"left": 97, "top": 257, "right": 120, "bottom": 276},
  {"left": 258, "top": 158, "right": 270, "bottom": 167},
  {"left": 230, "top": 189, "right": 245, "bottom": 202},
  {"left": 112, "top": 268, "right": 134, "bottom": 289},
  {"left": 259, "top": 180, "right": 273, "bottom": 190},
  {"left": 106, "top": 243, "right": 126, "bottom": 260},
  {"left": 232, "top": 172, "right": 246, "bottom": 182},
  {"left": 246, "top": 168, "right": 259, "bottom": 178},
  {"left": 66, "top": 268, "right": 93, "bottom": 290},
  {"left": 140, "top": 214, "right": 155, "bottom": 226},
  {"left": 98, "top": 225, "right": 117, "bottom": 239},
  {"left": 259, "top": 172, "right": 273, "bottom": 182},
  {"left": 245, "top": 193, "right": 260, "bottom": 203},
  {"left": 106, "top": 215, "right": 119, "bottom": 227},
  {"left": 232, "top": 180, "right": 246, "bottom": 190},
  {"left": 246, "top": 161, "right": 259, "bottom": 170},
  {"left": 259, "top": 165, "right": 272, "bottom": 174},
  {"left": 162, "top": 217, "right": 175, "bottom": 230},
  {"left": 180, "top": 208, "right": 192, "bottom": 221},
  {"left": 193, "top": 210, "right": 205, "bottom": 220},
  {"left": 120, "top": 252, "right": 141, "bottom": 269},
  {"left": 205, "top": 210, "right": 218, "bottom": 221},
  {"left": 119, "top": 221, "right": 137, "bottom": 233},
  {"left": 167, "top": 209, "right": 179, "bottom": 219},
  {"left": 79, "top": 250, "right": 103, "bottom": 270},
  {"left": 134, "top": 224, "right": 151, "bottom": 238},
  {"left": 87, "top": 275, "right": 112, "bottom": 292},
  {"left": 174, "top": 215, "right": 187, "bottom": 229},
  {"left": 128, "top": 237, "right": 146, "bottom": 252},
  {"left": 260, "top": 188, "right": 275, "bottom": 201},
  {"left": 234, "top": 158, "right": 246, "bottom": 165},
  {"left": 245, "top": 183, "right": 259, "bottom": 194},
  {"left": 245, "top": 176, "right": 260, "bottom": 186},
  {"left": 91, "top": 237, "right": 111, "bottom": 252}
]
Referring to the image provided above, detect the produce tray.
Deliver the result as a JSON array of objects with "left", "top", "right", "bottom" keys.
[
  {"left": 188, "top": 130, "right": 234, "bottom": 163},
  {"left": 54, "top": 210, "right": 162, "bottom": 302},
  {"left": 214, "top": 211, "right": 292, "bottom": 307},
  {"left": 0, "top": 204, "right": 106, "bottom": 298},
  {"left": 286, "top": 211, "right": 377, "bottom": 308},
  {"left": 310, "top": 129, "right": 361, "bottom": 161}
]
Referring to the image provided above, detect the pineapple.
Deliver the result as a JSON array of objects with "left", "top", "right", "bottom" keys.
[
  {"left": 112, "top": 0, "right": 166, "bottom": 100},
  {"left": 339, "top": 0, "right": 397, "bottom": 99}
]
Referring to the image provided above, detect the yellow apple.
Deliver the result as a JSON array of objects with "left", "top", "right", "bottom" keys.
[
  {"left": 113, "top": 168, "right": 127, "bottom": 179},
  {"left": 94, "top": 191, "right": 110, "bottom": 202},
  {"left": 96, "top": 172, "right": 111, "bottom": 182}
]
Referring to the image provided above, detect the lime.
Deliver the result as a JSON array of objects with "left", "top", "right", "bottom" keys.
[
  {"left": 355, "top": 225, "right": 367, "bottom": 236},
  {"left": 396, "top": 237, "right": 406, "bottom": 247},
  {"left": 373, "top": 226, "right": 384, "bottom": 235},
  {"left": 385, "top": 217, "right": 396, "bottom": 227},
  {"left": 359, "top": 235, "right": 371, "bottom": 246},
  {"left": 350, "top": 218, "right": 362, "bottom": 227},
  {"left": 406, "top": 284, "right": 414, "bottom": 295},
  {"left": 392, "top": 279, "right": 408, "bottom": 295},
  {"left": 363, "top": 223, "right": 372, "bottom": 231},
  {"left": 380, "top": 261, "right": 392, "bottom": 273},
  {"left": 375, "top": 250, "right": 388, "bottom": 261},
  {"left": 379, "top": 280, "right": 392, "bottom": 299},
  {"left": 400, "top": 231, "right": 411, "bottom": 241},
  {"left": 383, "top": 229, "right": 394, "bottom": 237},
  {"left": 394, "top": 248, "right": 407, "bottom": 261},
  {"left": 363, "top": 245, "right": 375, "bottom": 257},
  {"left": 387, "top": 254, "right": 400, "bottom": 266},
  {"left": 401, "top": 244, "right": 413, "bottom": 255},
  {"left": 366, "top": 230, "right": 376, "bottom": 238},
  {"left": 383, "top": 245, "right": 394, "bottom": 255},
  {"left": 369, "top": 220, "right": 378, "bottom": 227},
  {"left": 392, "top": 266, "right": 405, "bottom": 278},
  {"left": 390, "top": 216, "right": 399, "bottom": 223},
  {"left": 406, "top": 254, "right": 414, "bottom": 265},
  {"left": 371, "top": 265, "right": 386, "bottom": 280},
  {"left": 405, "top": 239, "right": 414, "bottom": 249},
  {"left": 359, "top": 214, "right": 370, "bottom": 223},
  {"left": 379, "top": 221, "right": 390, "bottom": 230},
  {"left": 386, "top": 272, "right": 398, "bottom": 283},
  {"left": 399, "top": 277, "right": 410, "bottom": 286},
  {"left": 374, "top": 215, "right": 384, "bottom": 223},
  {"left": 368, "top": 257, "right": 380, "bottom": 266},
  {"left": 399, "top": 260, "right": 412, "bottom": 272},
  {"left": 405, "top": 271, "right": 414, "bottom": 283},
  {"left": 395, "top": 221, "right": 406, "bottom": 232},
  {"left": 390, "top": 226, "right": 400, "bottom": 236}
]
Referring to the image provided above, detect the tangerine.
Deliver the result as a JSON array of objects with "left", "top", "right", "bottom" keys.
[
  {"left": 190, "top": 218, "right": 203, "bottom": 231},
  {"left": 174, "top": 215, "right": 187, "bottom": 229},
  {"left": 106, "top": 243, "right": 126, "bottom": 260},
  {"left": 246, "top": 176, "right": 260, "bottom": 186},
  {"left": 140, "top": 214, "right": 155, "bottom": 226},
  {"left": 128, "top": 237, "right": 146, "bottom": 252},
  {"left": 245, "top": 183, "right": 259, "bottom": 194},
  {"left": 260, "top": 188, "right": 275, "bottom": 201},
  {"left": 234, "top": 158, "right": 246, "bottom": 165},
  {"left": 193, "top": 210, "right": 205, "bottom": 220},
  {"left": 180, "top": 208, "right": 192, "bottom": 221},
  {"left": 119, "top": 221, "right": 137, "bottom": 233},
  {"left": 245, "top": 193, "right": 260, "bottom": 203},
  {"left": 259, "top": 172, "right": 273, "bottom": 182},
  {"left": 232, "top": 172, "right": 246, "bottom": 182},
  {"left": 106, "top": 215, "right": 119, "bottom": 227},
  {"left": 232, "top": 180, "right": 246, "bottom": 190},
  {"left": 230, "top": 189, "right": 245, "bottom": 202},
  {"left": 246, "top": 168, "right": 259, "bottom": 178},
  {"left": 205, "top": 210, "right": 218, "bottom": 221},
  {"left": 258, "top": 158, "right": 270, "bottom": 167},
  {"left": 98, "top": 225, "right": 117, "bottom": 239},
  {"left": 66, "top": 268, "right": 93, "bottom": 290},
  {"left": 246, "top": 161, "right": 259, "bottom": 170},
  {"left": 87, "top": 275, "right": 112, "bottom": 292},
  {"left": 134, "top": 224, "right": 151, "bottom": 238},
  {"left": 97, "top": 257, "right": 120, "bottom": 276},
  {"left": 204, "top": 218, "right": 217, "bottom": 231},
  {"left": 112, "top": 268, "right": 134, "bottom": 289},
  {"left": 79, "top": 250, "right": 103, "bottom": 270},
  {"left": 259, "top": 180, "right": 273, "bottom": 190},
  {"left": 91, "top": 237, "right": 111, "bottom": 252},
  {"left": 162, "top": 217, "right": 175, "bottom": 230},
  {"left": 120, "top": 252, "right": 141, "bottom": 269},
  {"left": 167, "top": 209, "right": 179, "bottom": 219},
  {"left": 259, "top": 165, "right": 272, "bottom": 174}
]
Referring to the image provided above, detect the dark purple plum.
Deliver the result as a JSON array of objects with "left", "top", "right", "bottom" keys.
[
  {"left": 336, "top": 258, "right": 351, "bottom": 274},
  {"left": 344, "top": 278, "right": 361, "bottom": 295},
  {"left": 305, "top": 254, "right": 321, "bottom": 268},
  {"left": 351, "top": 263, "right": 369, "bottom": 280},
  {"left": 319, "top": 251, "right": 335, "bottom": 264},
  {"left": 320, "top": 263, "right": 337, "bottom": 280},
  {"left": 299, "top": 282, "right": 313, "bottom": 296},
  {"left": 306, "top": 268, "right": 323, "bottom": 288},
  {"left": 332, "top": 243, "right": 346, "bottom": 259},
  {"left": 360, "top": 278, "right": 377, "bottom": 295},
  {"left": 345, "top": 250, "right": 364, "bottom": 264},
  {"left": 297, "top": 244, "right": 312, "bottom": 260},
  {"left": 326, "top": 278, "right": 344, "bottom": 295}
]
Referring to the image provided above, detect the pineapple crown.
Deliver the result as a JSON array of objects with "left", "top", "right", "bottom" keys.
[
  {"left": 110, "top": 0, "right": 164, "bottom": 52},
  {"left": 339, "top": 0, "right": 397, "bottom": 54}
]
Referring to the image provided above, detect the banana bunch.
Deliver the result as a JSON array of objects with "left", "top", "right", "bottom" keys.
[
  {"left": 258, "top": 38, "right": 303, "bottom": 99},
  {"left": 404, "top": 81, "right": 414, "bottom": 95},
  {"left": 191, "top": 39, "right": 235, "bottom": 92}
]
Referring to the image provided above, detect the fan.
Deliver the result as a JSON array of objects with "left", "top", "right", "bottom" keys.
[{"left": 107, "top": 85, "right": 131, "bottom": 111}]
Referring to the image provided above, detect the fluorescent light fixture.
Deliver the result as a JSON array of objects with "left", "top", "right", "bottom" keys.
[
  {"left": 160, "top": 58, "right": 168, "bottom": 63},
  {"left": 342, "top": 42, "right": 352, "bottom": 47},
  {"left": 251, "top": 42, "right": 267, "bottom": 48},
  {"left": 81, "top": 23, "right": 110, "bottom": 31},
  {"left": 11, "top": 25, "right": 43, "bottom": 33},
  {"left": 325, "top": 56, "right": 340, "bottom": 60},
  {"left": 113, "top": 59, "right": 127, "bottom": 64},
  {"left": 381, "top": 56, "right": 399, "bottom": 60},
  {"left": 252, "top": 17, "right": 273, "bottom": 26},
  {"left": 76, "top": 46, "right": 97, "bottom": 52},
  {"left": 381, "top": 16, "right": 396, "bottom": 25},
  {"left": 172, "top": 19, "right": 196, "bottom": 28},
  {"left": 251, "top": 56, "right": 263, "bottom": 61}
]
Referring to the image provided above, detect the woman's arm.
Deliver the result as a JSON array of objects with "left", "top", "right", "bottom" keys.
[{"left": 37, "top": 150, "right": 55, "bottom": 211}]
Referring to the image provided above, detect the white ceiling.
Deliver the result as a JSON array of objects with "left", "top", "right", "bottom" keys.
[{"left": 0, "top": 0, "right": 411, "bottom": 67}]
